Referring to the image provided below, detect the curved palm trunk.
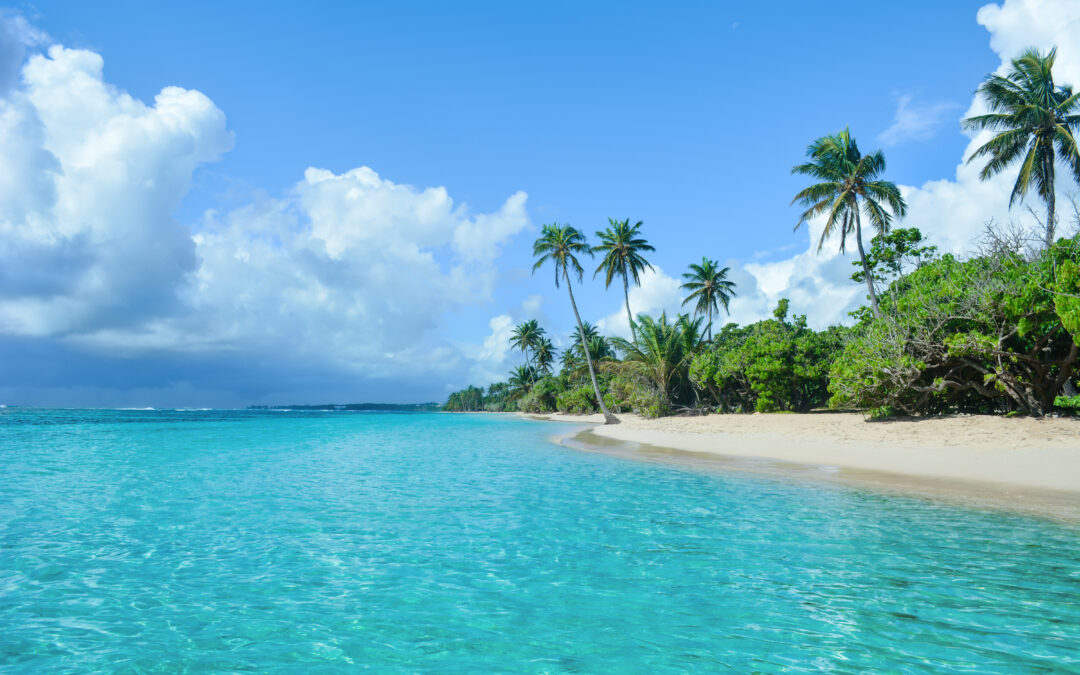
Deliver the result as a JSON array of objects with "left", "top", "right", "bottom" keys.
[
  {"left": 854, "top": 210, "right": 881, "bottom": 319},
  {"left": 565, "top": 268, "right": 619, "bottom": 425},
  {"left": 622, "top": 275, "right": 635, "bottom": 338}
]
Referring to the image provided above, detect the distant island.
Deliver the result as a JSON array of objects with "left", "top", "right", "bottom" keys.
[{"left": 249, "top": 403, "right": 441, "bottom": 412}]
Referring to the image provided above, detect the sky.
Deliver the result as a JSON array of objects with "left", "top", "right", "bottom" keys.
[{"left": 1, "top": 0, "right": 1079, "bottom": 406}]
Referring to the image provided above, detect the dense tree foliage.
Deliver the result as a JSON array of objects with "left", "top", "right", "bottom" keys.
[
  {"left": 829, "top": 234, "right": 1080, "bottom": 417},
  {"left": 688, "top": 301, "right": 847, "bottom": 413}
]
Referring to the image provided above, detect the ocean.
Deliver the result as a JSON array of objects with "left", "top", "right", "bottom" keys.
[{"left": 1, "top": 409, "right": 1077, "bottom": 672}]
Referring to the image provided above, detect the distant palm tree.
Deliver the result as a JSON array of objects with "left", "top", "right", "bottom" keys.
[
  {"left": 534, "top": 337, "right": 556, "bottom": 375},
  {"left": 569, "top": 322, "right": 601, "bottom": 350},
  {"left": 680, "top": 257, "right": 736, "bottom": 341},
  {"left": 791, "top": 128, "right": 907, "bottom": 318},
  {"left": 508, "top": 365, "right": 538, "bottom": 395},
  {"left": 593, "top": 218, "right": 655, "bottom": 335},
  {"left": 533, "top": 223, "right": 620, "bottom": 424},
  {"left": 964, "top": 46, "right": 1080, "bottom": 248},
  {"left": 509, "top": 319, "right": 544, "bottom": 367}
]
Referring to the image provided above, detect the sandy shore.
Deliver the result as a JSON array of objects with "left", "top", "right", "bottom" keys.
[{"left": 523, "top": 411, "right": 1080, "bottom": 516}]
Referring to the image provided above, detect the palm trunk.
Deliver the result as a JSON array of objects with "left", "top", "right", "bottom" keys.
[
  {"left": 707, "top": 306, "right": 713, "bottom": 342},
  {"left": 854, "top": 210, "right": 881, "bottom": 319},
  {"left": 565, "top": 268, "right": 619, "bottom": 424},
  {"left": 1045, "top": 154, "right": 1057, "bottom": 249},
  {"left": 623, "top": 275, "right": 635, "bottom": 339}
]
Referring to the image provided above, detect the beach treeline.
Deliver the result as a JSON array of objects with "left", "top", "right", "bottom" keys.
[{"left": 445, "top": 47, "right": 1080, "bottom": 420}]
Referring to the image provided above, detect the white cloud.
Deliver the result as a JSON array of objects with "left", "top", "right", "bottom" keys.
[
  {"left": 878, "top": 94, "right": 959, "bottom": 146},
  {"left": 596, "top": 266, "right": 685, "bottom": 338},
  {"left": 0, "top": 29, "right": 532, "bottom": 397},
  {"left": 0, "top": 10, "right": 46, "bottom": 94},
  {"left": 0, "top": 44, "right": 233, "bottom": 336},
  {"left": 455, "top": 294, "right": 547, "bottom": 388}
]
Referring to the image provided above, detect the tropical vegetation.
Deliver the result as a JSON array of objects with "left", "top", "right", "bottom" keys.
[{"left": 445, "top": 45, "right": 1080, "bottom": 420}]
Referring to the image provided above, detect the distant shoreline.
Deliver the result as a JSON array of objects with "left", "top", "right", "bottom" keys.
[{"left": 522, "top": 411, "right": 1080, "bottom": 520}]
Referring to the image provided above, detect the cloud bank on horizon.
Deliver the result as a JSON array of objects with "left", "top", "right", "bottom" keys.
[{"left": 0, "top": 0, "right": 1078, "bottom": 405}]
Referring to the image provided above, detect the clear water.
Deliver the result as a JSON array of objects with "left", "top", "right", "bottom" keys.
[{"left": 1, "top": 409, "right": 1078, "bottom": 673}]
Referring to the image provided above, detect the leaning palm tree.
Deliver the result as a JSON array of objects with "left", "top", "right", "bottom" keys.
[
  {"left": 680, "top": 257, "right": 736, "bottom": 341},
  {"left": 593, "top": 218, "right": 655, "bottom": 335},
  {"left": 791, "top": 128, "right": 907, "bottom": 318},
  {"left": 533, "top": 223, "right": 620, "bottom": 424},
  {"left": 964, "top": 46, "right": 1080, "bottom": 249},
  {"left": 509, "top": 320, "right": 544, "bottom": 367}
]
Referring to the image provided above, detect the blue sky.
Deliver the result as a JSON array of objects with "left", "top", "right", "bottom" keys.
[{"left": 1, "top": 0, "right": 1078, "bottom": 406}]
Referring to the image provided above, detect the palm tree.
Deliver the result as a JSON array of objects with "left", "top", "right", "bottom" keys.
[
  {"left": 534, "top": 337, "right": 556, "bottom": 375},
  {"left": 609, "top": 312, "right": 697, "bottom": 407},
  {"left": 680, "top": 257, "right": 736, "bottom": 341},
  {"left": 964, "top": 46, "right": 1080, "bottom": 248},
  {"left": 593, "top": 218, "right": 655, "bottom": 335},
  {"left": 533, "top": 223, "right": 620, "bottom": 424},
  {"left": 569, "top": 322, "right": 600, "bottom": 350},
  {"left": 508, "top": 365, "right": 538, "bottom": 395},
  {"left": 791, "top": 128, "right": 907, "bottom": 318},
  {"left": 676, "top": 313, "right": 706, "bottom": 358},
  {"left": 509, "top": 320, "right": 544, "bottom": 367}
]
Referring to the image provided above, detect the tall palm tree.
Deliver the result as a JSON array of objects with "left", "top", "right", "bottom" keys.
[
  {"left": 593, "top": 218, "right": 655, "bottom": 335},
  {"left": 680, "top": 257, "right": 736, "bottom": 341},
  {"left": 964, "top": 46, "right": 1080, "bottom": 249},
  {"left": 533, "top": 223, "right": 620, "bottom": 424},
  {"left": 791, "top": 128, "right": 907, "bottom": 318},
  {"left": 509, "top": 319, "right": 544, "bottom": 367}
]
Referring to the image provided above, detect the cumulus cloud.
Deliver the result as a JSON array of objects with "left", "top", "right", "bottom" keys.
[
  {"left": 0, "top": 10, "right": 46, "bottom": 94},
  {"left": 0, "top": 25, "right": 532, "bottom": 403},
  {"left": 596, "top": 266, "right": 685, "bottom": 338},
  {"left": 878, "top": 94, "right": 959, "bottom": 146},
  {"left": 0, "top": 44, "right": 233, "bottom": 337},
  {"left": 457, "top": 294, "right": 546, "bottom": 388}
]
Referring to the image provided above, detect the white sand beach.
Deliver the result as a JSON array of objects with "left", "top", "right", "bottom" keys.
[{"left": 525, "top": 412, "right": 1080, "bottom": 499}]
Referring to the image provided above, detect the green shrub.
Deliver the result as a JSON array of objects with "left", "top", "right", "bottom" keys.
[
  {"left": 555, "top": 385, "right": 598, "bottom": 414},
  {"left": 1055, "top": 394, "right": 1080, "bottom": 415},
  {"left": 829, "top": 240, "right": 1080, "bottom": 417},
  {"left": 630, "top": 385, "right": 669, "bottom": 418},
  {"left": 517, "top": 376, "right": 565, "bottom": 413}
]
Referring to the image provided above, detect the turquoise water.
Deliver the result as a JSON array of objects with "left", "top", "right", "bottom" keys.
[{"left": 1, "top": 410, "right": 1078, "bottom": 673}]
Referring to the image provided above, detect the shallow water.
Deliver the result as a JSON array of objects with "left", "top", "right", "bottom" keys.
[{"left": 1, "top": 409, "right": 1078, "bottom": 672}]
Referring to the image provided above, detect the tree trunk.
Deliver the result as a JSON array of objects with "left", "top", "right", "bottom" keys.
[
  {"left": 1045, "top": 155, "right": 1057, "bottom": 249},
  {"left": 565, "top": 268, "right": 619, "bottom": 424},
  {"left": 707, "top": 306, "right": 713, "bottom": 342},
  {"left": 854, "top": 210, "right": 881, "bottom": 319},
  {"left": 623, "top": 275, "right": 635, "bottom": 339}
]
